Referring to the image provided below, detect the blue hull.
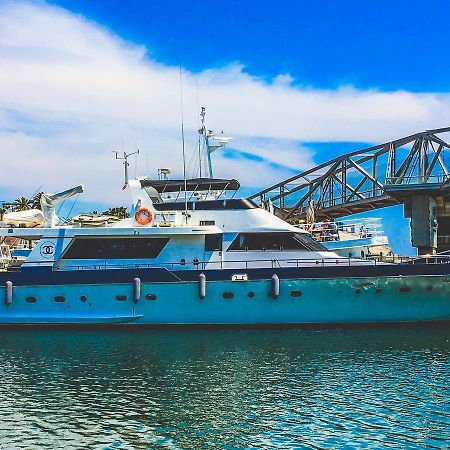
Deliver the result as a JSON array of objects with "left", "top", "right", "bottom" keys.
[{"left": 1, "top": 269, "right": 449, "bottom": 325}]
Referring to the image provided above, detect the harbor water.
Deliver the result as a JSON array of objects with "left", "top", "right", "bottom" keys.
[{"left": 0, "top": 327, "right": 448, "bottom": 449}]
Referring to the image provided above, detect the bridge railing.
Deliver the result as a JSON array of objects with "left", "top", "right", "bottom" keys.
[{"left": 385, "top": 174, "right": 450, "bottom": 186}]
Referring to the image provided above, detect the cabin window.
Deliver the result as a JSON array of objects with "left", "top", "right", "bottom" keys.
[
  {"left": 227, "top": 232, "right": 326, "bottom": 252},
  {"left": 205, "top": 234, "right": 223, "bottom": 252},
  {"left": 62, "top": 237, "right": 170, "bottom": 260}
]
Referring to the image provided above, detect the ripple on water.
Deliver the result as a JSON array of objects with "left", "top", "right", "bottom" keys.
[{"left": 0, "top": 327, "right": 449, "bottom": 449}]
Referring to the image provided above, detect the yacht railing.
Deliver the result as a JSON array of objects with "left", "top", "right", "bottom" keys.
[
  {"left": 409, "top": 252, "right": 450, "bottom": 265},
  {"left": 56, "top": 257, "right": 378, "bottom": 271},
  {"left": 54, "top": 254, "right": 449, "bottom": 272},
  {"left": 301, "top": 218, "right": 387, "bottom": 243}
]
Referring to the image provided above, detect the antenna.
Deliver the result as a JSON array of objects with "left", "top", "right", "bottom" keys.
[
  {"left": 196, "top": 79, "right": 202, "bottom": 178},
  {"left": 179, "top": 66, "right": 188, "bottom": 224},
  {"left": 158, "top": 168, "right": 171, "bottom": 180},
  {"left": 198, "top": 107, "right": 232, "bottom": 178},
  {"left": 113, "top": 149, "right": 140, "bottom": 189}
]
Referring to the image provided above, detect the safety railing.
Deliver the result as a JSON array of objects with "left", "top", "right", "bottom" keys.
[
  {"left": 10, "top": 253, "right": 450, "bottom": 273},
  {"left": 58, "top": 256, "right": 382, "bottom": 272},
  {"left": 385, "top": 174, "right": 450, "bottom": 185},
  {"left": 408, "top": 253, "right": 450, "bottom": 265}
]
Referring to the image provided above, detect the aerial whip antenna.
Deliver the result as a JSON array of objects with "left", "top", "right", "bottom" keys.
[{"left": 179, "top": 66, "right": 188, "bottom": 223}]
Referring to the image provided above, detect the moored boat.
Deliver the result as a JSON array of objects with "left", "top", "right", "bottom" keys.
[
  {"left": 1, "top": 174, "right": 449, "bottom": 325},
  {"left": 299, "top": 217, "right": 391, "bottom": 258},
  {"left": 1, "top": 111, "right": 449, "bottom": 326}
]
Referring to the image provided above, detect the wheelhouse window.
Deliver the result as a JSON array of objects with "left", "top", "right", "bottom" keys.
[
  {"left": 205, "top": 234, "right": 223, "bottom": 252},
  {"left": 227, "top": 232, "right": 326, "bottom": 252},
  {"left": 62, "top": 237, "right": 170, "bottom": 259}
]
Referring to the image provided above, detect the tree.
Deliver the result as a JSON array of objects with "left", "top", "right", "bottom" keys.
[
  {"left": 13, "top": 196, "right": 31, "bottom": 211},
  {"left": 102, "top": 206, "right": 130, "bottom": 219},
  {"left": 30, "top": 192, "right": 44, "bottom": 210}
]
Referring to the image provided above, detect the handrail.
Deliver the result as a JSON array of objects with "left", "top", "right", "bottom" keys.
[
  {"left": 58, "top": 256, "right": 381, "bottom": 272},
  {"left": 385, "top": 174, "right": 450, "bottom": 185},
  {"left": 5, "top": 253, "right": 449, "bottom": 273}
]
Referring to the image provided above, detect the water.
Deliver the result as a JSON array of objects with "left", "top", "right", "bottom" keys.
[{"left": 0, "top": 327, "right": 449, "bottom": 449}]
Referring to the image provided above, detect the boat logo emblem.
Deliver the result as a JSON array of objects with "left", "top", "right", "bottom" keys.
[{"left": 40, "top": 241, "right": 55, "bottom": 258}]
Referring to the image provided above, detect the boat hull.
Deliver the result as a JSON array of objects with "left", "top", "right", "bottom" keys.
[{"left": 1, "top": 267, "right": 449, "bottom": 325}]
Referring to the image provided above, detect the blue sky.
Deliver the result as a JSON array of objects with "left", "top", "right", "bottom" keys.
[
  {"left": 1, "top": 0, "right": 450, "bottom": 255},
  {"left": 49, "top": 0, "right": 450, "bottom": 92}
]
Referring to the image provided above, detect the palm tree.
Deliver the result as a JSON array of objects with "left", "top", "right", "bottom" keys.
[
  {"left": 30, "top": 192, "right": 44, "bottom": 210},
  {"left": 102, "top": 206, "right": 129, "bottom": 219},
  {"left": 13, "top": 196, "right": 31, "bottom": 212}
]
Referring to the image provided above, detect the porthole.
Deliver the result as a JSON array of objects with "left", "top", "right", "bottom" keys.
[
  {"left": 247, "top": 291, "right": 255, "bottom": 298},
  {"left": 375, "top": 288, "right": 382, "bottom": 294},
  {"left": 25, "top": 296, "right": 37, "bottom": 303},
  {"left": 354, "top": 289, "right": 361, "bottom": 295},
  {"left": 80, "top": 295, "right": 88, "bottom": 302},
  {"left": 222, "top": 292, "right": 234, "bottom": 299},
  {"left": 54, "top": 296, "right": 65, "bottom": 303},
  {"left": 399, "top": 287, "right": 411, "bottom": 293},
  {"left": 426, "top": 286, "right": 433, "bottom": 292},
  {"left": 116, "top": 295, "right": 127, "bottom": 301},
  {"left": 290, "top": 290, "right": 302, "bottom": 298},
  {"left": 145, "top": 294, "right": 157, "bottom": 301}
]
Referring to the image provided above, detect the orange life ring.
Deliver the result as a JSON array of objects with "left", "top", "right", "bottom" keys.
[{"left": 134, "top": 207, "right": 153, "bottom": 225}]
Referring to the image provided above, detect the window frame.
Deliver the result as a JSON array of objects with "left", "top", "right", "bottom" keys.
[
  {"left": 61, "top": 237, "right": 170, "bottom": 260},
  {"left": 205, "top": 233, "right": 223, "bottom": 252},
  {"left": 226, "top": 232, "right": 327, "bottom": 252}
]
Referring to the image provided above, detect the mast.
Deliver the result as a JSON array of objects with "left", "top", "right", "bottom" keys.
[
  {"left": 113, "top": 150, "right": 140, "bottom": 189},
  {"left": 198, "top": 107, "right": 232, "bottom": 179}
]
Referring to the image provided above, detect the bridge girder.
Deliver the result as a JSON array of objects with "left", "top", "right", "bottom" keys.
[{"left": 249, "top": 127, "right": 450, "bottom": 222}]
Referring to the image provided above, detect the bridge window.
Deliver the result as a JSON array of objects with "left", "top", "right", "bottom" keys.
[
  {"left": 62, "top": 237, "right": 169, "bottom": 260},
  {"left": 227, "top": 232, "right": 326, "bottom": 252},
  {"left": 205, "top": 234, "right": 222, "bottom": 251}
]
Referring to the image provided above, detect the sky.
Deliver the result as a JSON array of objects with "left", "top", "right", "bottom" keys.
[{"left": 1, "top": 0, "right": 450, "bottom": 254}]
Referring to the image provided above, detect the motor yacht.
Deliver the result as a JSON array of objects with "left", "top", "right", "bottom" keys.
[{"left": 0, "top": 111, "right": 449, "bottom": 326}]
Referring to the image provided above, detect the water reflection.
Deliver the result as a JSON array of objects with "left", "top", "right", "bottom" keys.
[{"left": 0, "top": 327, "right": 448, "bottom": 449}]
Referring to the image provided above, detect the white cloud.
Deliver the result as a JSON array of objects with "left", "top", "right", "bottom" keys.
[{"left": 0, "top": 1, "right": 449, "bottom": 205}]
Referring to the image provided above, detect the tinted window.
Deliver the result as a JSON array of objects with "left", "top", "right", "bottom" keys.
[
  {"left": 293, "top": 233, "right": 328, "bottom": 251},
  {"left": 205, "top": 234, "right": 222, "bottom": 251},
  {"left": 153, "top": 199, "right": 258, "bottom": 211},
  {"left": 63, "top": 237, "right": 170, "bottom": 259},
  {"left": 227, "top": 232, "right": 326, "bottom": 252}
]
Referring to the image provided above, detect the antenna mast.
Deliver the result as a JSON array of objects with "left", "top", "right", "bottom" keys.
[
  {"left": 113, "top": 149, "right": 140, "bottom": 189},
  {"left": 198, "top": 107, "right": 232, "bottom": 178},
  {"left": 179, "top": 67, "right": 188, "bottom": 224}
]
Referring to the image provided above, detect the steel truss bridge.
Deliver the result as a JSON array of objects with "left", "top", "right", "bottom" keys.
[
  {"left": 250, "top": 127, "right": 450, "bottom": 220},
  {"left": 249, "top": 127, "right": 450, "bottom": 254}
]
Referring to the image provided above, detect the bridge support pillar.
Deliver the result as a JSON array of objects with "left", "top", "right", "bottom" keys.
[
  {"left": 436, "top": 195, "right": 450, "bottom": 253},
  {"left": 404, "top": 195, "right": 438, "bottom": 255}
]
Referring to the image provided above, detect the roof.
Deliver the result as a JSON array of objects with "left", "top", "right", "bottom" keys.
[{"left": 140, "top": 178, "right": 240, "bottom": 193}]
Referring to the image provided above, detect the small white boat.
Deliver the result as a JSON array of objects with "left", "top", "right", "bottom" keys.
[
  {"left": 2, "top": 209, "right": 44, "bottom": 228},
  {"left": 300, "top": 218, "right": 391, "bottom": 258}
]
